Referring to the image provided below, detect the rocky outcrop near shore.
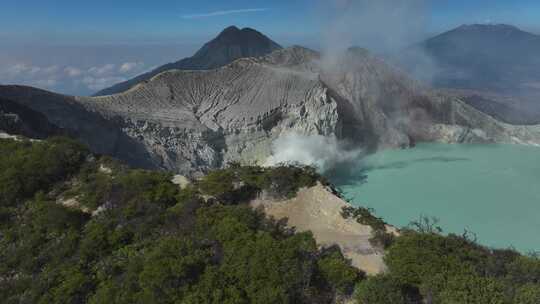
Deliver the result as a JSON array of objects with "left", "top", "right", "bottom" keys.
[{"left": 251, "top": 183, "right": 397, "bottom": 275}]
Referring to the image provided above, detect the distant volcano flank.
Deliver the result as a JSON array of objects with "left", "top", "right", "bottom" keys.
[{"left": 94, "top": 26, "right": 282, "bottom": 96}]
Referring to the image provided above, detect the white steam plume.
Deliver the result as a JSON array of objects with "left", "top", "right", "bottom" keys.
[
  {"left": 265, "top": 133, "right": 363, "bottom": 173},
  {"left": 318, "top": 0, "right": 428, "bottom": 55},
  {"left": 315, "top": 0, "right": 440, "bottom": 83}
]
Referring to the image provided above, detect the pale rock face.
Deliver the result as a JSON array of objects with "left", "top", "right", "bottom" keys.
[{"left": 1, "top": 46, "right": 540, "bottom": 175}]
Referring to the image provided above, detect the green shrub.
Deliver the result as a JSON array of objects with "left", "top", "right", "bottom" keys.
[
  {"left": 438, "top": 274, "right": 506, "bottom": 304},
  {"left": 0, "top": 137, "right": 88, "bottom": 207},
  {"left": 341, "top": 206, "right": 386, "bottom": 232},
  {"left": 197, "top": 169, "right": 235, "bottom": 197},
  {"left": 260, "top": 165, "right": 319, "bottom": 198},
  {"left": 317, "top": 249, "right": 362, "bottom": 294},
  {"left": 73, "top": 166, "right": 115, "bottom": 209},
  {"left": 514, "top": 283, "right": 540, "bottom": 304},
  {"left": 197, "top": 164, "right": 320, "bottom": 204},
  {"left": 384, "top": 232, "right": 482, "bottom": 288},
  {"left": 47, "top": 265, "right": 95, "bottom": 304},
  {"left": 354, "top": 275, "right": 407, "bottom": 304},
  {"left": 28, "top": 193, "right": 89, "bottom": 234},
  {"left": 116, "top": 170, "right": 178, "bottom": 207},
  {"left": 506, "top": 256, "right": 540, "bottom": 286},
  {"left": 138, "top": 237, "right": 212, "bottom": 302}
]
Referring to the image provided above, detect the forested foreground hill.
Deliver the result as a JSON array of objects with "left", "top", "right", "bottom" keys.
[{"left": 1, "top": 137, "right": 540, "bottom": 304}]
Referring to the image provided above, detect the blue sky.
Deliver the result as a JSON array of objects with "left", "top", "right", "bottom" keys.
[
  {"left": 1, "top": 0, "right": 539, "bottom": 44},
  {"left": 1, "top": 0, "right": 539, "bottom": 95}
]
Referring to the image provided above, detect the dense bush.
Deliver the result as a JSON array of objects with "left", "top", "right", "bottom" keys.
[
  {"left": 514, "top": 284, "right": 540, "bottom": 304},
  {"left": 340, "top": 206, "right": 386, "bottom": 232},
  {"left": 381, "top": 229, "right": 540, "bottom": 303},
  {"left": 438, "top": 274, "right": 506, "bottom": 304},
  {"left": 354, "top": 275, "right": 407, "bottom": 304},
  {"left": 317, "top": 248, "right": 363, "bottom": 295},
  {"left": 0, "top": 137, "right": 88, "bottom": 207},
  {"left": 385, "top": 232, "right": 477, "bottom": 287},
  {"left": 196, "top": 163, "right": 321, "bottom": 204},
  {"left": 340, "top": 205, "right": 394, "bottom": 250}
]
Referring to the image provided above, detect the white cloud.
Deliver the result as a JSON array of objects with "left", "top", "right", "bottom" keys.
[
  {"left": 6, "top": 63, "right": 39, "bottom": 76},
  {"left": 1, "top": 61, "right": 145, "bottom": 94},
  {"left": 88, "top": 64, "right": 116, "bottom": 76},
  {"left": 0, "top": 63, "right": 61, "bottom": 90},
  {"left": 182, "top": 8, "right": 268, "bottom": 19},
  {"left": 42, "top": 65, "right": 59, "bottom": 74},
  {"left": 64, "top": 66, "right": 82, "bottom": 77},
  {"left": 33, "top": 79, "right": 58, "bottom": 88},
  {"left": 5, "top": 64, "right": 57, "bottom": 76},
  {"left": 82, "top": 76, "right": 126, "bottom": 91},
  {"left": 119, "top": 62, "right": 144, "bottom": 74}
]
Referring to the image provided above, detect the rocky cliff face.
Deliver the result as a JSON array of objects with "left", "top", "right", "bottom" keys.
[
  {"left": 2, "top": 46, "right": 539, "bottom": 176},
  {"left": 0, "top": 86, "right": 156, "bottom": 169}
]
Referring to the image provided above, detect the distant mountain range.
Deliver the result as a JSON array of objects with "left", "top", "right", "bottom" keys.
[
  {"left": 398, "top": 23, "right": 540, "bottom": 124},
  {"left": 422, "top": 24, "right": 540, "bottom": 91},
  {"left": 94, "top": 26, "right": 282, "bottom": 96}
]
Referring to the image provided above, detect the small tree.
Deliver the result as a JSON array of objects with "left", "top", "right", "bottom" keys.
[
  {"left": 354, "top": 275, "right": 406, "bottom": 304},
  {"left": 514, "top": 284, "right": 540, "bottom": 304},
  {"left": 317, "top": 249, "right": 363, "bottom": 295},
  {"left": 407, "top": 215, "right": 443, "bottom": 234},
  {"left": 438, "top": 274, "right": 505, "bottom": 304}
]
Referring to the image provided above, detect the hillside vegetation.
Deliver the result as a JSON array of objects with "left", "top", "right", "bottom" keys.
[
  {"left": 1, "top": 137, "right": 539, "bottom": 304},
  {"left": 0, "top": 137, "right": 360, "bottom": 304}
]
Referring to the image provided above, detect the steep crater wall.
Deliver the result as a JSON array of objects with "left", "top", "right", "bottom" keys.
[{"left": 2, "top": 47, "right": 540, "bottom": 176}]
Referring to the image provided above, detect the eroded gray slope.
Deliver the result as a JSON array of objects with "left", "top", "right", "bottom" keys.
[{"left": 76, "top": 50, "right": 341, "bottom": 174}]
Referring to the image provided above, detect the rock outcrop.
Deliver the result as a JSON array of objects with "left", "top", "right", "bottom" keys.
[{"left": 2, "top": 46, "right": 540, "bottom": 176}]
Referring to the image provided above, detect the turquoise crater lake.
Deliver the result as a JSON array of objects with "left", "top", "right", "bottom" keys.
[{"left": 330, "top": 143, "right": 540, "bottom": 252}]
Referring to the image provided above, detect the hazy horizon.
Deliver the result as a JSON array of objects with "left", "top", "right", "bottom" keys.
[{"left": 2, "top": 0, "right": 540, "bottom": 96}]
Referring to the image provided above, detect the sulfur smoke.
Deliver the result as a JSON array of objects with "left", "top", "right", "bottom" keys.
[
  {"left": 316, "top": 0, "right": 439, "bottom": 83},
  {"left": 320, "top": 0, "right": 428, "bottom": 52},
  {"left": 266, "top": 1, "right": 439, "bottom": 171},
  {"left": 265, "top": 133, "right": 363, "bottom": 173}
]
